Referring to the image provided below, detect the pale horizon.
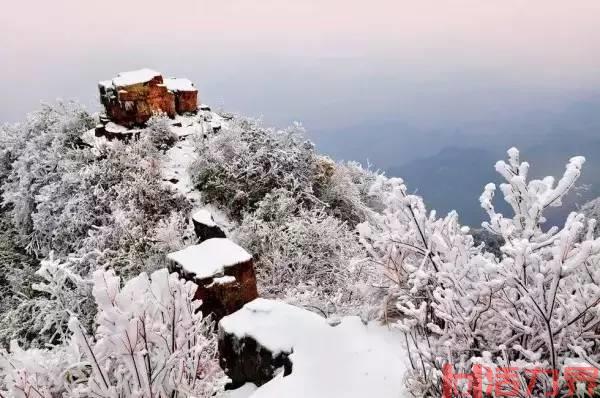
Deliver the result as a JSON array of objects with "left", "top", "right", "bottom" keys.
[{"left": 2, "top": 0, "right": 600, "bottom": 131}]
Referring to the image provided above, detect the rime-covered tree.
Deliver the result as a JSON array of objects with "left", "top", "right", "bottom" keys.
[{"left": 360, "top": 148, "right": 600, "bottom": 396}]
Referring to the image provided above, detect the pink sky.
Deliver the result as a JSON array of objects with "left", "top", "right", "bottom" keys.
[{"left": 2, "top": 0, "right": 600, "bottom": 125}]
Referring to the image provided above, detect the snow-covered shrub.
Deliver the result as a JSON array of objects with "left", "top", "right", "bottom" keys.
[
  {"left": 69, "top": 268, "right": 225, "bottom": 397},
  {"left": 190, "top": 116, "right": 379, "bottom": 226},
  {"left": 2, "top": 102, "right": 95, "bottom": 251},
  {"left": 0, "top": 340, "right": 83, "bottom": 398},
  {"left": 0, "top": 214, "right": 38, "bottom": 315},
  {"left": 362, "top": 148, "right": 600, "bottom": 395},
  {"left": 235, "top": 189, "right": 369, "bottom": 316},
  {"left": 0, "top": 268, "right": 224, "bottom": 397},
  {"left": 0, "top": 254, "right": 93, "bottom": 348},
  {"left": 312, "top": 159, "right": 377, "bottom": 226},
  {"left": 145, "top": 113, "right": 178, "bottom": 149},
  {"left": 190, "top": 117, "right": 318, "bottom": 218}
]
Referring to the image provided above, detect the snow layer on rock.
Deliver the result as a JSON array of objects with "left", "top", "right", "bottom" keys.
[
  {"left": 207, "top": 275, "right": 236, "bottom": 287},
  {"left": 99, "top": 80, "right": 114, "bottom": 89},
  {"left": 164, "top": 77, "right": 196, "bottom": 92},
  {"left": 167, "top": 238, "right": 252, "bottom": 280},
  {"left": 220, "top": 299, "right": 410, "bottom": 398},
  {"left": 112, "top": 68, "right": 161, "bottom": 87},
  {"left": 218, "top": 383, "right": 258, "bottom": 398},
  {"left": 202, "top": 204, "right": 233, "bottom": 231},
  {"left": 104, "top": 122, "right": 129, "bottom": 134},
  {"left": 193, "top": 209, "right": 217, "bottom": 227}
]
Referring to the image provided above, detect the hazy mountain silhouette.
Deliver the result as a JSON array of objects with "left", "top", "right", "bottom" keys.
[{"left": 315, "top": 94, "right": 600, "bottom": 227}]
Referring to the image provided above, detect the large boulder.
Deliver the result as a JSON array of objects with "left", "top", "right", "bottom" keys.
[{"left": 167, "top": 238, "right": 258, "bottom": 322}]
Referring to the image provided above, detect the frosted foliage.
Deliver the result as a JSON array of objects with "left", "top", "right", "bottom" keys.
[
  {"left": 0, "top": 341, "right": 83, "bottom": 398},
  {"left": 0, "top": 269, "right": 224, "bottom": 397},
  {"left": 360, "top": 148, "right": 600, "bottom": 395},
  {"left": 70, "top": 269, "right": 222, "bottom": 398},
  {"left": 30, "top": 254, "right": 93, "bottom": 345},
  {"left": 235, "top": 189, "right": 370, "bottom": 317},
  {"left": 2, "top": 101, "right": 95, "bottom": 254},
  {"left": 69, "top": 268, "right": 225, "bottom": 397},
  {"left": 190, "top": 117, "right": 316, "bottom": 218}
]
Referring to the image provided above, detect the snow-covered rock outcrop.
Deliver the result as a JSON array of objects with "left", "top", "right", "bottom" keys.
[
  {"left": 98, "top": 68, "right": 198, "bottom": 128},
  {"left": 168, "top": 238, "right": 258, "bottom": 322},
  {"left": 192, "top": 208, "right": 227, "bottom": 242},
  {"left": 219, "top": 299, "right": 409, "bottom": 397}
]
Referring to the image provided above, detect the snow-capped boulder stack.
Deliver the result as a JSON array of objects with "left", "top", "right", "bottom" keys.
[
  {"left": 167, "top": 238, "right": 258, "bottom": 322},
  {"left": 219, "top": 299, "right": 409, "bottom": 396},
  {"left": 98, "top": 68, "right": 198, "bottom": 129},
  {"left": 164, "top": 78, "right": 198, "bottom": 114},
  {"left": 192, "top": 209, "right": 226, "bottom": 243}
]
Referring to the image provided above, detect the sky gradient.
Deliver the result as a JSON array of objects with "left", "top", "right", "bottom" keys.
[{"left": 2, "top": 0, "right": 600, "bottom": 131}]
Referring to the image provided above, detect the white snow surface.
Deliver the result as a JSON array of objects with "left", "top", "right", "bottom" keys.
[
  {"left": 207, "top": 275, "right": 236, "bottom": 287},
  {"left": 192, "top": 209, "right": 217, "bottom": 227},
  {"left": 218, "top": 383, "right": 258, "bottom": 398},
  {"left": 167, "top": 238, "right": 252, "bottom": 280},
  {"left": 99, "top": 80, "right": 114, "bottom": 89},
  {"left": 164, "top": 77, "right": 196, "bottom": 92},
  {"left": 219, "top": 299, "right": 410, "bottom": 398},
  {"left": 104, "top": 122, "right": 129, "bottom": 134},
  {"left": 112, "top": 68, "right": 161, "bottom": 87}
]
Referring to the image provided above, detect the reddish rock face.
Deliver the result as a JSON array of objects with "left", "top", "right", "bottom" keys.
[
  {"left": 99, "top": 69, "right": 198, "bottom": 128},
  {"left": 174, "top": 90, "right": 198, "bottom": 114},
  {"left": 192, "top": 259, "right": 259, "bottom": 322},
  {"left": 168, "top": 238, "right": 259, "bottom": 323}
]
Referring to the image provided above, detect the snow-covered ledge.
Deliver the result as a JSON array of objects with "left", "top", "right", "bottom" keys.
[
  {"left": 167, "top": 238, "right": 258, "bottom": 322},
  {"left": 218, "top": 299, "right": 409, "bottom": 397}
]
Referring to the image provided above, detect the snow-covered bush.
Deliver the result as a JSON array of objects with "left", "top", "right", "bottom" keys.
[
  {"left": 0, "top": 254, "right": 93, "bottom": 348},
  {"left": 145, "top": 113, "right": 178, "bottom": 149},
  {"left": 312, "top": 159, "right": 377, "bottom": 226},
  {"left": 0, "top": 268, "right": 225, "bottom": 397},
  {"left": 0, "top": 214, "right": 38, "bottom": 317},
  {"left": 362, "top": 148, "right": 600, "bottom": 395},
  {"left": 190, "top": 116, "right": 377, "bottom": 226},
  {"left": 582, "top": 196, "right": 600, "bottom": 236},
  {"left": 190, "top": 117, "right": 317, "bottom": 218},
  {"left": 0, "top": 340, "right": 83, "bottom": 398},
  {"left": 69, "top": 268, "right": 224, "bottom": 397},
  {"left": 235, "top": 189, "right": 369, "bottom": 316},
  {"left": 2, "top": 102, "right": 95, "bottom": 252}
]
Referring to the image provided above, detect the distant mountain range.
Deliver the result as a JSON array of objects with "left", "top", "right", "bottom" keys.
[{"left": 312, "top": 94, "right": 600, "bottom": 226}]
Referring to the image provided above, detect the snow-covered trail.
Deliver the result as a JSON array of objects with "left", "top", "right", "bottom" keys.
[{"left": 160, "top": 111, "right": 229, "bottom": 203}]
